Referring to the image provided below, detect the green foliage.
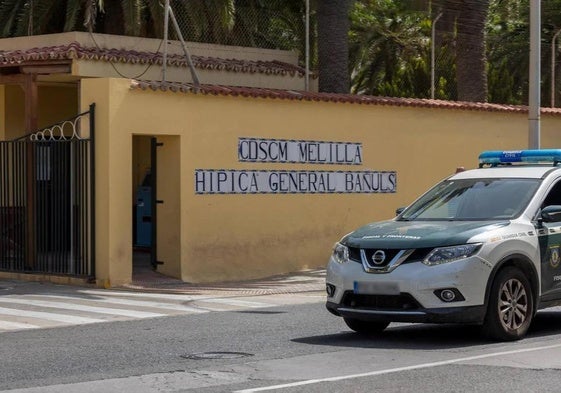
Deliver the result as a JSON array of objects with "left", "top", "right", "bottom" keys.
[
  {"left": 486, "top": 0, "right": 528, "bottom": 104},
  {"left": 348, "top": 0, "right": 561, "bottom": 104},
  {"left": 486, "top": 0, "right": 561, "bottom": 105},
  {"left": 349, "top": 0, "right": 432, "bottom": 97},
  {"left": 174, "top": 0, "right": 309, "bottom": 55},
  {"left": 0, "top": 0, "right": 27, "bottom": 37},
  {"left": 5, "top": 0, "right": 561, "bottom": 105}
]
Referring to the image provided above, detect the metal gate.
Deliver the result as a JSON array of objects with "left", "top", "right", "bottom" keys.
[{"left": 0, "top": 104, "right": 95, "bottom": 278}]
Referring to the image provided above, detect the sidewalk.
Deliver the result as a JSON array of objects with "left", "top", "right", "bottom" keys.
[
  {"left": 120, "top": 252, "right": 326, "bottom": 297},
  {"left": 0, "top": 252, "right": 326, "bottom": 298}
]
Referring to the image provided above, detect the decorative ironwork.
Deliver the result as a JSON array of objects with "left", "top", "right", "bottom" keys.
[{"left": 29, "top": 117, "right": 84, "bottom": 142}]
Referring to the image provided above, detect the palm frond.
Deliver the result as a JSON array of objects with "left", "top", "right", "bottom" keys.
[
  {"left": 15, "top": 0, "right": 62, "bottom": 36},
  {"left": 64, "top": 0, "right": 87, "bottom": 31},
  {"left": 0, "top": 0, "right": 27, "bottom": 37}
]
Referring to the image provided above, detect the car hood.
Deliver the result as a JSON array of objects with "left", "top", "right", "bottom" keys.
[{"left": 343, "top": 220, "right": 510, "bottom": 249}]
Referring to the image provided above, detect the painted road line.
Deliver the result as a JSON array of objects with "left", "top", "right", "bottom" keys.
[
  {"left": 234, "top": 342, "right": 561, "bottom": 393},
  {"left": 25, "top": 294, "right": 208, "bottom": 314},
  {"left": 0, "top": 298, "right": 166, "bottom": 318},
  {"left": 0, "top": 320, "right": 39, "bottom": 330},
  {"left": 0, "top": 306, "right": 104, "bottom": 324}
]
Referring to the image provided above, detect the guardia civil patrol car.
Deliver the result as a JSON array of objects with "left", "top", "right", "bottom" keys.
[{"left": 326, "top": 150, "right": 561, "bottom": 341}]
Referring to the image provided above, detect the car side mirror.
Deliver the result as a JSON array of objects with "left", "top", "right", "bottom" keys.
[
  {"left": 395, "top": 207, "right": 405, "bottom": 216},
  {"left": 541, "top": 205, "right": 561, "bottom": 223}
]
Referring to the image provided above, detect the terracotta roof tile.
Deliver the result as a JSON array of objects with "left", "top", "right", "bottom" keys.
[
  {"left": 0, "top": 42, "right": 311, "bottom": 77},
  {"left": 130, "top": 80, "right": 561, "bottom": 116},
  {"left": 4, "top": 42, "right": 558, "bottom": 115}
]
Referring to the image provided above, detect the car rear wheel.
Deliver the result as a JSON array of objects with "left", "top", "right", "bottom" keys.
[
  {"left": 483, "top": 266, "right": 533, "bottom": 341},
  {"left": 343, "top": 318, "right": 390, "bottom": 334}
]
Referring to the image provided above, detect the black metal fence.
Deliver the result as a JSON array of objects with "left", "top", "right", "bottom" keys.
[
  {"left": 0, "top": 105, "right": 95, "bottom": 278},
  {"left": 0, "top": 142, "right": 26, "bottom": 271}
]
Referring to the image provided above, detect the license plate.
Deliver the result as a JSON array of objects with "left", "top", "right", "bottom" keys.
[{"left": 354, "top": 281, "right": 399, "bottom": 295}]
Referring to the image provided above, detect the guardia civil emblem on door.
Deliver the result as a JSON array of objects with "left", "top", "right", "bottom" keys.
[{"left": 549, "top": 246, "right": 561, "bottom": 268}]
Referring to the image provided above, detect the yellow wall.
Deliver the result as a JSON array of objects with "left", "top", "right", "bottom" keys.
[
  {"left": 155, "top": 135, "right": 181, "bottom": 279},
  {"left": 80, "top": 79, "right": 132, "bottom": 287},
  {"left": 38, "top": 85, "right": 78, "bottom": 128},
  {"left": 5, "top": 85, "right": 24, "bottom": 139},
  {"left": 2, "top": 84, "right": 78, "bottom": 139},
  {"left": 80, "top": 78, "right": 561, "bottom": 285}
]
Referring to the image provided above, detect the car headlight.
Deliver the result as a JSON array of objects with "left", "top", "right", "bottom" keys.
[
  {"left": 332, "top": 242, "right": 350, "bottom": 264},
  {"left": 423, "top": 243, "right": 482, "bottom": 266}
]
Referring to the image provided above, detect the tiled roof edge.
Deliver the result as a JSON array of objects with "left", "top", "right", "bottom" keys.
[
  {"left": 0, "top": 42, "right": 312, "bottom": 78},
  {"left": 130, "top": 80, "right": 561, "bottom": 116}
]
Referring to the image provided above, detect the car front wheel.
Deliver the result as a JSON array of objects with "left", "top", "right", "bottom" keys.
[
  {"left": 483, "top": 266, "right": 534, "bottom": 341},
  {"left": 343, "top": 318, "right": 390, "bottom": 334}
]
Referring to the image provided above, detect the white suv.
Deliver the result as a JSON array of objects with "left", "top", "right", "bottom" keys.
[{"left": 326, "top": 150, "right": 561, "bottom": 341}]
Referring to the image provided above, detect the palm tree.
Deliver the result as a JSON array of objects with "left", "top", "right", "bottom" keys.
[
  {"left": 317, "top": 0, "right": 351, "bottom": 93},
  {"left": 0, "top": 0, "right": 163, "bottom": 38},
  {"left": 168, "top": 0, "right": 233, "bottom": 44},
  {"left": 0, "top": 0, "right": 26, "bottom": 37},
  {"left": 88, "top": 0, "right": 164, "bottom": 37},
  {"left": 229, "top": 0, "right": 308, "bottom": 52},
  {"left": 423, "top": 0, "right": 490, "bottom": 102},
  {"left": 349, "top": 1, "right": 431, "bottom": 97},
  {"left": 486, "top": 0, "right": 528, "bottom": 104},
  {"left": 454, "top": 0, "right": 490, "bottom": 102}
]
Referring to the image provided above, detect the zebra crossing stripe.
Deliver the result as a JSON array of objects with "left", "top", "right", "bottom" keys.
[
  {"left": 0, "top": 287, "right": 305, "bottom": 333},
  {"left": 0, "top": 320, "right": 39, "bottom": 330},
  {"left": 0, "top": 298, "right": 166, "bottom": 319},
  {"left": 0, "top": 306, "right": 104, "bottom": 324},
  {"left": 200, "top": 298, "right": 269, "bottom": 308}
]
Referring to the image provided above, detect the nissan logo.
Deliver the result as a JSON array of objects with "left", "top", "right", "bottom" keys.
[{"left": 372, "top": 250, "right": 386, "bottom": 265}]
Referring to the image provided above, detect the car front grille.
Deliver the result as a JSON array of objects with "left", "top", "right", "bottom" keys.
[
  {"left": 348, "top": 247, "right": 432, "bottom": 265},
  {"left": 341, "top": 291, "right": 421, "bottom": 311}
]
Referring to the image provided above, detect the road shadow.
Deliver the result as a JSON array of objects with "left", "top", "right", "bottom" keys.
[
  {"left": 293, "top": 309, "right": 561, "bottom": 350},
  {"left": 528, "top": 310, "right": 561, "bottom": 335}
]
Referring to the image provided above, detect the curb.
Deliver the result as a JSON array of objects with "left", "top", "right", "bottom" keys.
[{"left": 118, "top": 269, "right": 326, "bottom": 297}]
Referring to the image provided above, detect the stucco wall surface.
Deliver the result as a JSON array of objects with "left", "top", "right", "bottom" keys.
[
  {"left": 2, "top": 84, "right": 77, "bottom": 139},
  {"left": 81, "top": 78, "right": 561, "bottom": 285}
]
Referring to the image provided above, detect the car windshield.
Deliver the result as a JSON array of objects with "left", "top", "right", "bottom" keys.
[{"left": 399, "top": 178, "right": 540, "bottom": 221}]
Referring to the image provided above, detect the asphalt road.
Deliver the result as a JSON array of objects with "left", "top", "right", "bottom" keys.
[{"left": 2, "top": 301, "right": 561, "bottom": 392}]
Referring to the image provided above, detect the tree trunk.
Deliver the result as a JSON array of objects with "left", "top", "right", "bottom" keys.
[
  {"left": 433, "top": 0, "right": 457, "bottom": 49},
  {"left": 455, "top": 0, "right": 489, "bottom": 102},
  {"left": 96, "top": 0, "right": 126, "bottom": 35},
  {"left": 317, "top": 0, "right": 351, "bottom": 93}
]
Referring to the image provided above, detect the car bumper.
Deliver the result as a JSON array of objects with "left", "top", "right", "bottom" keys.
[
  {"left": 326, "top": 301, "right": 486, "bottom": 323},
  {"left": 326, "top": 255, "right": 492, "bottom": 324}
]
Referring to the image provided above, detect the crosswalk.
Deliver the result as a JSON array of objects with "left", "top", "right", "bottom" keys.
[{"left": 0, "top": 288, "right": 281, "bottom": 333}]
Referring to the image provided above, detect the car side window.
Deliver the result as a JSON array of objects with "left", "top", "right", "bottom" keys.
[{"left": 542, "top": 180, "right": 561, "bottom": 208}]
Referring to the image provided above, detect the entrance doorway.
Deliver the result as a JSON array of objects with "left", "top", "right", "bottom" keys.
[{"left": 131, "top": 135, "right": 181, "bottom": 280}]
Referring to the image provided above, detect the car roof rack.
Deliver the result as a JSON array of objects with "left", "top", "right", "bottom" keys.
[{"left": 479, "top": 149, "right": 561, "bottom": 167}]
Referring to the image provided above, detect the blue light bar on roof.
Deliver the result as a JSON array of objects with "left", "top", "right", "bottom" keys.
[{"left": 479, "top": 149, "right": 561, "bottom": 165}]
